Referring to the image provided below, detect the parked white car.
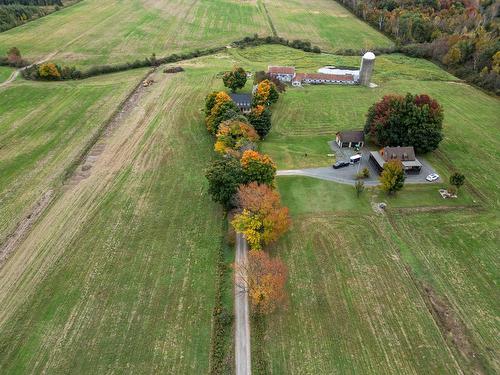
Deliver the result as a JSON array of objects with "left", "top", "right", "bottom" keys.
[{"left": 426, "top": 173, "right": 440, "bottom": 182}]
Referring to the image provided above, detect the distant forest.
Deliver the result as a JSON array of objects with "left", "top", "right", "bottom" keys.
[
  {"left": 336, "top": 0, "right": 500, "bottom": 93},
  {"left": 0, "top": 0, "right": 66, "bottom": 32}
]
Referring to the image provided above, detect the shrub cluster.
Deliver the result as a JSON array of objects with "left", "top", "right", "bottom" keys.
[{"left": 232, "top": 34, "right": 322, "bottom": 54}]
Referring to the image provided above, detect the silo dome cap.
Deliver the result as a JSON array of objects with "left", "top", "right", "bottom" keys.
[{"left": 363, "top": 52, "right": 376, "bottom": 60}]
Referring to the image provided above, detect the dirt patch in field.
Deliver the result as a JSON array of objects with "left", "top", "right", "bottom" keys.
[
  {"left": 0, "top": 190, "right": 54, "bottom": 269},
  {"left": 65, "top": 70, "right": 154, "bottom": 186},
  {"left": 420, "top": 281, "right": 487, "bottom": 375}
]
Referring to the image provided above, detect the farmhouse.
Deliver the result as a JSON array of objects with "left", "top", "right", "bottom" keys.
[
  {"left": 229, "top": 93, "right": 252, "bottom": 114},
  {"left": 336, "top": 130, "right": 365, "bottom": 148},
  {"left": 369, "top": 146, "right": 423, "bottom": 174},
  {"left": 268, "top": 66, "right": 295, "bottom": 82}
]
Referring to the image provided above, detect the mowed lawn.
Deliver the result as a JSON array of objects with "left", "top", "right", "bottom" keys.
[
  {"left": 0, "top": 65, "right": 228, "bottom": 373},
  {"left": 0, "top": 0, "right": 270, "bottom": 67},
  {"left": 0, "top": 70, "right": 146, "bottom": 244},
  {"left": 263, "top": 0, "right": 393, "bottom": 51}
]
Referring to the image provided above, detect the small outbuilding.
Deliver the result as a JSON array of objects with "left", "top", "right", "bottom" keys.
[
  {"left": 336, "top": 130, "right": 365, "bottom": 148},
  {"left": 229, "top": 93, "right": 252, "bottom": 114},
  {"left": 369, "top": 146, "right": 422, "bottom": 174}
]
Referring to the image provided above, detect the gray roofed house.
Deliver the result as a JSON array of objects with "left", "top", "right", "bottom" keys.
[
  {"left": 229, "top": 93, "right": 252, "bottom": 114},
  {"left": 369, "top": 146, "right": 422, "bottom": 174},
  {"left": 336, "top": 130, "right": 365, "bottom": 148}
]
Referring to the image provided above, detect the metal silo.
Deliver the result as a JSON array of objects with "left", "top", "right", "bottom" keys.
[{"left": 359, "top": 52, "right": 375, "bottom": 86}]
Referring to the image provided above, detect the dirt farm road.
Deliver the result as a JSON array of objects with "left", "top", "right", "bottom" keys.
[{"left": 235, "top": 233, "right": 251, "bottom": 375}]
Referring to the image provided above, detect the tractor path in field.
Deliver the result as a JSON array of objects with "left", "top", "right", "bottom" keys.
[
  {"left": 0, "top": 69, "right": 166, "bottom": 328},
  {"left": 235, "top": 233, "right": 251, "bottom": 375}
]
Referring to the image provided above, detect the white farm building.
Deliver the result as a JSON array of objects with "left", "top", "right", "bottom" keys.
[{"left": 267, "top": 52, "right": 375, "bottom": 87}]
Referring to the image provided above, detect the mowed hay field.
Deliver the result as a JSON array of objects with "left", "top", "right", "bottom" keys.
[
  {"left": 256, "top": 213, "right": 463, "bottom": 374},
  {"left": 0, "top": 0, "right": 270, "bottom": 67},
  {"left": 263, "top": 0, "right": 393, "bottom": 51},
  {"left": 0, "top": 0, "right": 394, "bottom": 68},
  {"left": 0, "top": 64, "right": 229, "bottom": 373},
  {"left": 0, "top": 70, "right": 147, "bottom": 245},
  {"left": 392, "top": 211, "right": 500, "bottom": 372}
]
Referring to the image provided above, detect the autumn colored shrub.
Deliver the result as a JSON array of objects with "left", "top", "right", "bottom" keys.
[
  {"left": 214, "top": 120, "right": 259, "bottom": 156},
  {"left": 240, "top": 150, "right": 276, "bottom": 186},
  {"left": 38, "top": 62, "right": 61, "bottom": 80},
  {"left": 234, "top": 250, "right": 288, "bottom": 314},
  {"left": 380, "top": 160, "right": 406, "bottom": 194},
  {"left": 364, "top": 93, "right": 443, "bottom": 153}
]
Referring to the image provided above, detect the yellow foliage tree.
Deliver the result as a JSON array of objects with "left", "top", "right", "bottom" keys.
[
  {"left": 38, "top": 63, "right": 61, "bottom": 80},
  {"left": 214, "top": 120, "right": 259, "bottom": 155}
]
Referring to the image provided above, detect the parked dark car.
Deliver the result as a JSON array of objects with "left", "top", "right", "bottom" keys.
[{"left": 333, "top": 161, "right": 350, "bottom": 169}]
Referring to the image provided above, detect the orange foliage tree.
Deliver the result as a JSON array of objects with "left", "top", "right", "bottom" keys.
[
  {"left": 240, "top": 150, "right": 276, "bottom": 186},
  {"left": 252, "top": 79, "right": 279, "bottom": 107},
  {"left": 231, "top": 182, "right": 291, "bottom": 250},
  {"left": 235, "top": 250, "right": 288, "bottom": 314},
  {"left": 214, "top": 120, "right": 259, "bottom": 156}
]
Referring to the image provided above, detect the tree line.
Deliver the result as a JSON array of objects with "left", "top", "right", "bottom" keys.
[
  {"left": 335, "top": 0, "right": 500, "bottom": 94},
  {"left": 7, "top": 34, "right": 323, "bottom": 82},
  {"left": 0, "top": 0, "right": 67, "bottom": 32},
  {"left": 206, "top": 67, "right": 290, "bottom": 374}
]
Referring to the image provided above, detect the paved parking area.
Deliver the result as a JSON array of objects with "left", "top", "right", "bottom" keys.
[{"left": 277, "top": 142, "right": 441, "bottom": 186}]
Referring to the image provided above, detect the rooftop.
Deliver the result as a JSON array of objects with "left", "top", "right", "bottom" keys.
[
  {"left": 229, "top": 93, "right": 252, "bottom": 104},
  {"left": 336, "top": 130, "right": 364, "bottom": 143},
  {"left": 295, "top": 72, "right": 355, "bottom": 81},
  {"left": 268, "top": 66, "right": 295, "bottom": 75},
  {"left": 381, "top": 146, "right": 416, "bottom": 162}
]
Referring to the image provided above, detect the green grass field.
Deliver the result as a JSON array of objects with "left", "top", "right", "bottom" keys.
[
  {"left": 0, "top": 0, "right": 270, "bottom": 67},
  {"left": 263, "top": 0, "right": 393, "bottom": 51},
  {"left": 0, "top": 5, "right": 498, "bottom": 373},
  {"left": 0, "top": 0, "right": 394, "bottom": 68},
  {"left": 248, "top": 45, "right": 499, "bottom": 374},
  {"left": 0, "top": 66, "right": 13, "bottom": 82},
  {"left": 0, "top": 64, "right": 230, "bottom": 373},
  {"left": 392, "top": 211, "right": 500, "bottom": 373},
  {"left": 257, "top": 213, "right": 465, "bottom": 374},
  {"left": 0, "top": 70, "right": 147, "bottom": 244}
]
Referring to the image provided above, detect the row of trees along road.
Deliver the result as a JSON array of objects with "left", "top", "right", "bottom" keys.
[{"left": 204, "top": 66, "right": 290, "bottom": 316}]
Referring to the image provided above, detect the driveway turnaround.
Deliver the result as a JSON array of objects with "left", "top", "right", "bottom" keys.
[
  {"left": 235, "top": 233, "right": 251, "bottom": 375},
  {"left": 277, "top": 142, "right": 441, "bottom": 186}
]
